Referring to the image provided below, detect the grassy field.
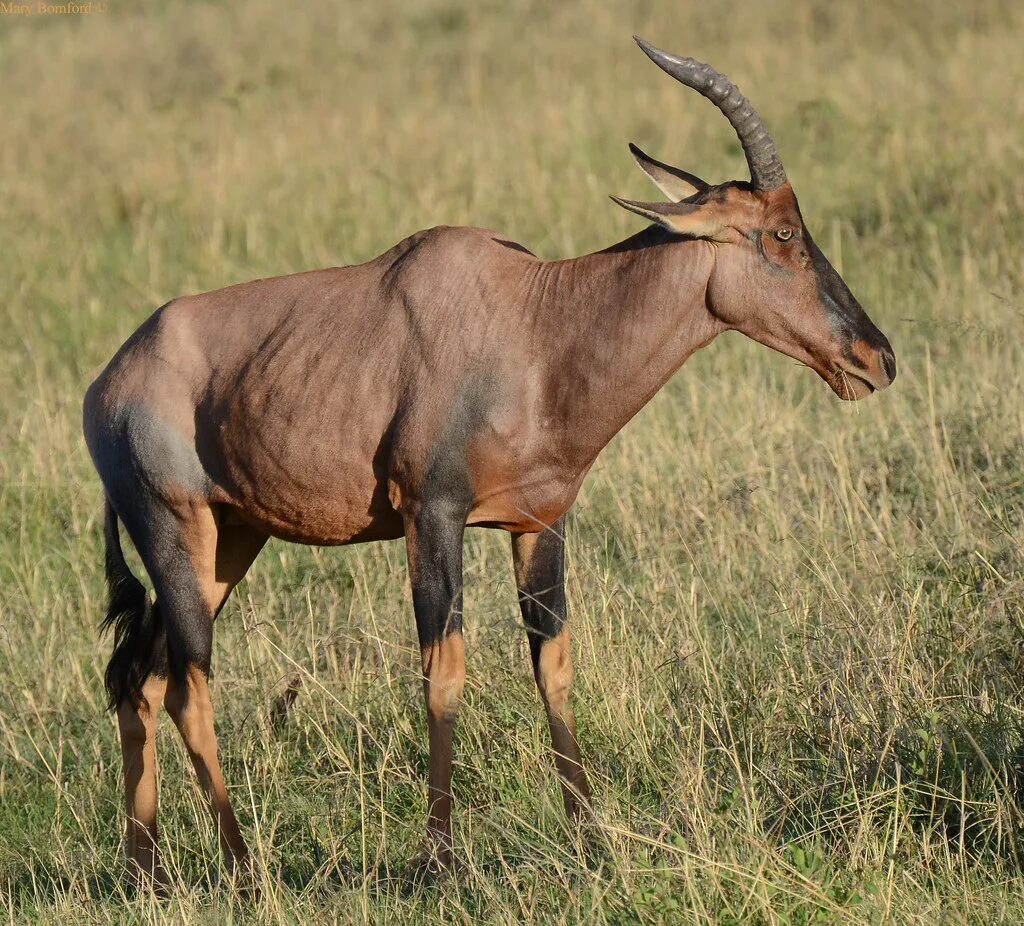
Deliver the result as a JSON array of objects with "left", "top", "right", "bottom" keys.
[{"left": 2, "top": 0, "right": 1024, "bottom": 922}]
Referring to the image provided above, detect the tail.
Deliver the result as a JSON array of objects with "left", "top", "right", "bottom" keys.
[{"left": 100, "top": 498, "right": 164, "bottom": 709}]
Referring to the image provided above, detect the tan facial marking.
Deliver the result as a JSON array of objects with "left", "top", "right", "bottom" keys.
[{"left": 849, "top": 338, "right": 881, "bottom": 376}]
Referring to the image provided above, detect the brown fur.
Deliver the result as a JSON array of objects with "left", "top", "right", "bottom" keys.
[{"left": 84, "top": 49, "right": 895, "bottom": 881}]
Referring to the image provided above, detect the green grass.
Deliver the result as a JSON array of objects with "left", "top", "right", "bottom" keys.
[{"left": 2, "top": 0, "right": 1024, "bottom": 922}]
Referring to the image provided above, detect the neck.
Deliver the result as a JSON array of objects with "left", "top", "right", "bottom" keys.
[{"left": 530, "top": 226, "right": 723, "bottom": 469}]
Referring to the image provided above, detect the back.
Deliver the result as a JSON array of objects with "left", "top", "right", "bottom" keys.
[{"left": 84, "top": 225, "right": 546, "bottom": 544}]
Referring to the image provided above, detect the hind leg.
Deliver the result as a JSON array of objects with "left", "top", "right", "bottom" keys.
[
  {"left": 121, "top": 499, "right": 265, "bottom": 878},
  {"left": 118, "top": 665, "right": 169, "bottom": 887},
  {"left": 159, "top": 509, "right": 266, "bottom": 874},
  {"left": 164, "top": 668, "right": 248, "bottom": 872}
]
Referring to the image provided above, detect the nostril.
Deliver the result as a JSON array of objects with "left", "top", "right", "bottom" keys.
[{"left": 880, "top": 348, "right": 897, "bottom": 384}]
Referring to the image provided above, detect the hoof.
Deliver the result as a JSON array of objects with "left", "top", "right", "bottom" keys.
[
  {"left": 409, "top": 841, "right": 464, "bottom": 880},
  {"left": 221, "top": 856, "right": 261, "bottom": 899},
  {"left": 125, "top": 858, "right": 172, "bottom": 896}
]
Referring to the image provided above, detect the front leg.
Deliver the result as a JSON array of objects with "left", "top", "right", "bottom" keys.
[
  {"left": 511, "top": 518, "right": 592, "bottom": 821},
  {"left": 404, "top": 501, "right": 467, "bottom": 871}
]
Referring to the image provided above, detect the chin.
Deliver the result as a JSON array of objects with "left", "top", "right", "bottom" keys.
[{"left": 826, "top": 371, "right": 876, "bottom": 401}]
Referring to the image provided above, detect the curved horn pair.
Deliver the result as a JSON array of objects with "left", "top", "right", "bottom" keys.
[{"left": 635, "top": 36, "right": 787, "bottom": 191}]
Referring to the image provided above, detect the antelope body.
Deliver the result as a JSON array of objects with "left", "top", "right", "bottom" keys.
[{"left": 84, "top": 38, "right": 896, "bottom": 883}]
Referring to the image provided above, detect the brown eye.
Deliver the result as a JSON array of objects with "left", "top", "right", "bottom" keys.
[{"left": 775, "top": 226, "right": 793, "bottom": 242}]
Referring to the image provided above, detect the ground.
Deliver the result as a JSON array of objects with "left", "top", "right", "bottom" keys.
[{"left": 1, "top": 0, "right": 1023, "bottom": 923}]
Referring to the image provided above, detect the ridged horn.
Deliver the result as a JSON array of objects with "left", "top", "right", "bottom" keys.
[{"left": 634, "top": 36, "right": 787, "bottom": 191}]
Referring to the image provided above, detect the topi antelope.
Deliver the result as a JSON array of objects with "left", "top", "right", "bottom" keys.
[{"left": 84, "top": 36, "right": 896, "bottom": 883}]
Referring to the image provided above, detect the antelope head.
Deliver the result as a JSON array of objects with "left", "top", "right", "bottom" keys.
[{"left": 613, "top": 38, "right": 896, "bottom": 400}]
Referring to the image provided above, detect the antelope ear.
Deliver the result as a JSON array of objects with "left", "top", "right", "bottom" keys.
[
  {"left": 629, "top": 143, "right": 708, "bottom": 201},
  {"left": 609, "top": 195, "right": 724, "bottom": 239}
]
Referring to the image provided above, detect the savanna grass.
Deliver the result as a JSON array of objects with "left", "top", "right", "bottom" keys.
[{"left": 1, "top": 0, "right": 1023, "bottom": 922}]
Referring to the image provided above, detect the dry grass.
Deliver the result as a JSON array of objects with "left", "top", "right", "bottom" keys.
[{"left": 1, "top": 0, "right": 1024, "bottom": 922}]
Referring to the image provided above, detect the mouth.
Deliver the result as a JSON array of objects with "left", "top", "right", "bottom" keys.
[{"left": 828, "top": 366, "right": 876, "bottom": 401}]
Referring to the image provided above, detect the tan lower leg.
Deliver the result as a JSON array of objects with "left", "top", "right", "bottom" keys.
[
  {"left": 421, "top": 633, "right": 466, "bottom": 863},
  {"left": 165, "top": 667, "right": 248, "bottom": 870},
  {"left": 535, "top": 630, "right": 591, "bottom": 818},
  {"left": 117, "top": 674, "right": 168, "bottom": 882}
]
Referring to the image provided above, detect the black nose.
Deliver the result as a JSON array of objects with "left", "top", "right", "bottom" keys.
[{"left": 880, "top": 347, "right": 897, "bottom": 384}]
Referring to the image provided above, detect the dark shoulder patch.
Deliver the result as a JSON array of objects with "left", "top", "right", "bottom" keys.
[{"left": 422, "top": 373, "right": 499, "bottom": 509}]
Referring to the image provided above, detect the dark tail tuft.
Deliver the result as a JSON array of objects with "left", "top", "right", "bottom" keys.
[{"left": 100, "top": 499, "right": 163, "bottom": 710}]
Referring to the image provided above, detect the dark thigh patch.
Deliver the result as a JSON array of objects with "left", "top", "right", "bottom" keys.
[{"left": 117, "top": 399, "right": 208, "bottom": 495}]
